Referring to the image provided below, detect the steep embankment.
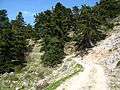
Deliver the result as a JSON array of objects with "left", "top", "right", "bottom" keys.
[
  {"left": 56, "top": 25, "right": 120, "bottom": 90},
  {"left": 1, "top": 25, "right": 120, "bottom": 90}
]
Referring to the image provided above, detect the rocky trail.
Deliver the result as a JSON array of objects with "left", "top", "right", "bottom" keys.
[
  {"left": 55, "top": 25, "right": 120, "bottom": 90},
  {"left": 56, "top": 57, "right": 108, "bottom": 90}
]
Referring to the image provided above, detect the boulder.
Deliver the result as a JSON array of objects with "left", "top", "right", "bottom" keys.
[{"left": 36, "top": 79, "right": 49, "bottom": 90}]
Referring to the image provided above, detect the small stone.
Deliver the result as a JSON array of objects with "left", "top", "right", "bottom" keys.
[{"left": 36, "top": 79, "right": 48, "bottom": 90}]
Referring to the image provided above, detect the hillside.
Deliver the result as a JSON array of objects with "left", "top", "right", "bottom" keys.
[
  {"left": 0, "top": 24, "right": 120, "bottom": 90},
  {"left": 42, "top": 24, "right": 120, "bottom": 90},
  {"left": 0, "top": 0, "right": 120, "bottom": 90}
]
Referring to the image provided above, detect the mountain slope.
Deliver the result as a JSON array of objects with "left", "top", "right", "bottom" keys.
[
  {"left": 56, "top": 60, "right": 108, "bottom": 90},
  {"left": 55, "top": 25, "right": 120, "bottom": 90}
]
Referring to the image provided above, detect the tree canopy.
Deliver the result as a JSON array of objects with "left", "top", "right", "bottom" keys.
[{"left": 0, "top": 0, "right": 120, "bottom": 71}]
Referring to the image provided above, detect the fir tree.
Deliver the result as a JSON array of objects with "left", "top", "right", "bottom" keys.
[{"left": 74, "top": 5, "right": 106, "bottom": 50}]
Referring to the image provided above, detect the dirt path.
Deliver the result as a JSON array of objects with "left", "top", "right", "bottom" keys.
[
  {"left": 56, "top": 57, "right": 108, "bottom": 90},
  {"left": 56, "top": 25, "right": 120, "bottom": 90}
]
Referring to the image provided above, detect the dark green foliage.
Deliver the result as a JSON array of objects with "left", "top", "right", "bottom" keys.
[
  {"left": 0, "top": 29, "right": 14, "bottom": 73},
  {"left": 74, "top": 5, "right": 106, "bottom": 50},
  {"left": 53, "top": 3, "right": 73, "bottom": 41},
  {"left": 41, "top": 36, "right": 64, "bottom": 67},
  {"left": 24, "top": 24, "right": 35, "bottom": 39},
  {"left": 11, "top": 12, "right": 25, "bottom": 31},
  {"left": 0, "top": 10, "right": 11, "bottom": 30},
  {"left": 74, "top": 0, "right": 120, "bottom": 51},
  {"left": 117, "top": 61, "right": 120, "bottom": 67},
  {"left": 34, "top": 1, "right": 120, "bottom": 66},
  {"left": 0, "top": 0, "right": 120, "bottom": 70},
  {"left": 0, "top": 10, "right": 28, "bottom": 73},
  {"left": 11, "top": 12, "right": 28, "bottom": 61},
  {"left": 34, "top": 3, "right": 68, "bottom": 67},
  {"left": 0, "top": 10, "right": 14, "bottom": 73},
  {"left": 94, "top": 0, "right": 120, "bottom": 22}
]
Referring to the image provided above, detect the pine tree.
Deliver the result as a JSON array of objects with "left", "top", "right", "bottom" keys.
[
  {"left": 0, "top": 10, "right": 15, "bottom": 73},
  {"left": 53, "top": 2, "right": 72, "bottom": 41},
  {"left": 95, "top": 0, "right": 120, "bottom": 21},
  {"left": 34, "top": 3, "right": 71, "bottom": 67},
  {"left": 0, "top": 10, "right": 11, "bottom": 30},
  {"left": 11, "top": 12, "right": 25, "bottom": 31},
  {"left": 74, "top": 5, "right": 106, "bottom": 50},
  {"left": 24, "top": 24, "right": 34, "bottom": 39},
  {"left": 11, "top": 12, "right": 28, "bottom": 62}
]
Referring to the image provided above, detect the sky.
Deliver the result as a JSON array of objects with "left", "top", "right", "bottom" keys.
[{"left": 0, "top": 0, "right": 99, "bottom": 25}]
